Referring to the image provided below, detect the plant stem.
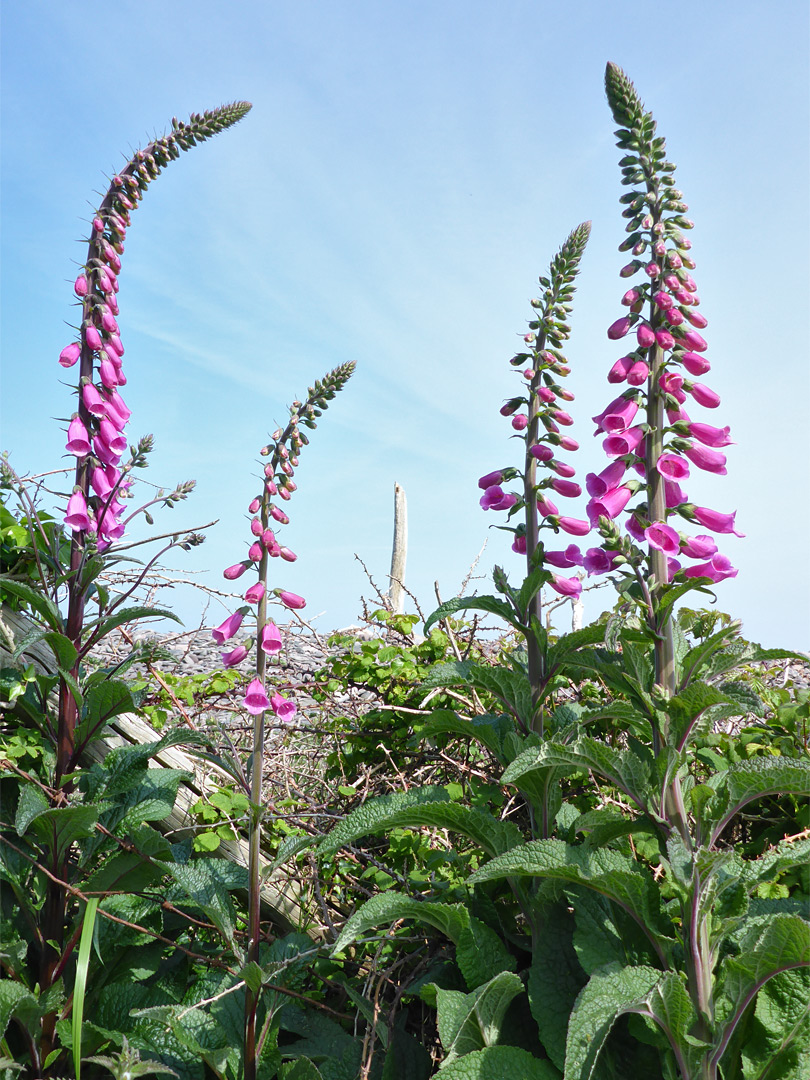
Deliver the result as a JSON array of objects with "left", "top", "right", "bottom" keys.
[{"left": 524, "top": 329, "right": 548, "bottom": 735}]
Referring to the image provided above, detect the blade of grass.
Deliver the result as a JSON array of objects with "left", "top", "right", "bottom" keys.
[{"left": 72, "top": 897, "right": 99, "bottom": 1080}]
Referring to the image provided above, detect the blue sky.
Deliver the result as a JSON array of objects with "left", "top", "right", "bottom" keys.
[{"left": 1, "top": 0, "right": 808, "bottom": 648}]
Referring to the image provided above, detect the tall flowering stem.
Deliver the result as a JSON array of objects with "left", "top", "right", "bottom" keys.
[
  {"left": 478, "top": 224, "right": 590, "bottom": 731},
  {"left": 57, "top": 101, "right": 251, "bottom": 789},
  {"left": 591, "top": 64, "right": 739, "bottom": 705},
  {"left": 216, "top": 363, "right": 354, "bottom": 1080}
]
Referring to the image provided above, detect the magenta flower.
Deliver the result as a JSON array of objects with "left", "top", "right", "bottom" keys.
[
  {"left": 683, "top": 443, "right": 727, "bottom": 475},
  {"left": 260, "top": 621, "right": 282, "bottom": 654},
  {"left": 212, "top": 610, "right": 244, "bottom": 644},
  {"left": 248, "top": 541, "right": 263, "bottom": 562},
  {"left": 603, "top": 426, "right": 645, "bottom": 457},
  {"left": 551, "top": 409, "right": 574, "bottom": 427},
  {"left": 689, "top": 382, "right": 721, "bottom": 409},
  {"left": 549, "top": 574, "right": 582, "bottom": 598},
  {"left": 97, "top": 418, "right": 127, "bottom": 455},
  {"left": 681, "top": 328, "right": 708, "bottom": 352},
  {"left": 558, "top": 436, "right": 579, "bottom": 451},
  {"left": 59, "top": 342, "right": 82, "bottom": 368},
  {"left": 279, "top": 546, "right": 297, "bottom": 562},
  {"left": 587, "top": 485, "right": 634, "bottom": 524},
  {"left": 656, "top": 453, "right": 690, "bottom": 481},
  {"left": 222, "top": 645, "right": 248, "bottom": 668},
  {"left": 97, "top": 508, "right": 125, "bottom": 541},
  {"left": 245, "top": 582, "right": 266, "bottom": 604},
  {"left": 557, "top": 516, "right": 591, "bottom": 537},
  {"left": 270, "top": 505, "right": 290, "bottom": 525},
  {"left": 81, "top": 384, "right": 108, "bottom": 417},
  {"left": 512, "top": 534, "right": 527, "bottom": 554},
  {"left": 270, "top": 691, "right": 296, "bottom": 722},
  {"left": 636, "top": 323, "right": 655, "bottom": 348},
  {"left": 480, "top": 486, "right": 517, "bottom": 511},
  {"left": 622, "top": 288, "right": 641, "bottom": 306},
  {"left": 244, "top": 678, "right": 271, "bottom": 715},
  {"left": 74, "top": 274, "right": 89, "bottom": 297},
  {"left": 683, "top": 553, "right": 738, "bottom": 582},
  {"left": 681, "top": 534, "right": 717, "bottom": 559},
  {"left": 688, "top": 422, "right": 733, "bottom": 448},
  {"left": 545, "top": 545, "right": 583, "bottom": 568},
  {"left": 65, "top": 491, "right": 91, "bottom": 532},
  {"left": 550, "top": 460, "right": 576, "bottom": 478},
  {"left": 583, "top": 548, "right": 618, "bottom": 576},
  {"left": 665, "top": 480, "right": 688, "bottom": 508},
  {"left": 511, "top": 414, "right": 529, "bottom": 431},
  {"left": 607, "top": 355, "right": 634, "bottom": 383},
  {"left": 690, "top": 505, "right": 745, "bottom": 536},
  {"left": 278, "top": 590, "right": 306, "bottom": 610},
  {"left": 536, "top": 495, "right": 560, "bottom": 517},
  {"left": 84, "top": 325, "right": 102, "bottom": 351},
  {"left": 607, "top": 316, "right": 632, "bottom": 340},
  {"left": 681, "top": 351, "right": 711, "bottom": 377},
  {"left": 626, "top": 360, "right": 649, "bottom": 386},
  {"left": 224, "top": 563, "right": 248, "bottom": 580},
  {"left": 65, "top": 416, "right": 91, "bottom": 457},
  {"left": 90, "top": 466, "right": 116, "bottom": 498},
  {"left": 644, "top": 522, "right": 681, "bottom": 556},
  {"left": 586, "top": 460, "right": 627, "bottom": 498},
  {"left": 248, "top": 497, "right": 261, "bottom": 513},
  {"left": 550, "top": 478, "right": 581, "bottom": 498},
  {"left": 529, "top": 444, "right": 554, "bottom": 461}
]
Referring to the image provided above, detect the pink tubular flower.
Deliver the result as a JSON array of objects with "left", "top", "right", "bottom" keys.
[
  {"left": 625, "top": 513, "right": 647, "bottom": 542},
  {"left": 212, "top": 611, "right": 244, "bottom": 644},
  {"left": 81, "top": 383, "right": 108, "bottom": 417},
  {"left": 626, "top": 360, "right": 649, "bottom": 386},
  {"left": 690, "top": 505, "right": 745, "bottom": 537},
  {"left": 681, "top": 328, "right": 708, "bottom": 352},
  {"left": 551, "top": 409, "right": 573, "bottom": 427},
  {"left": 607, "top": 316, "right": 632, "bottom": 340},
  {"left": 688, "top": 383, "right": 721, "bottom": 409},
  {"left": 688, "top": 422, "right": 733, "bottom": 448},
  {"left": 99, "top": 357, "right": 120, "bottom": 389},
  {"left": 681, "top": 534, "right": 717, "bottom": 559},
  {"left": 511, "top": 534, "right": 527, "bottom": 554},
  {"left": 558, "top": 436, "right": 579, "bottom": 451},
  {"left": 65, "top": 491, "right": 91, "bottom": 531},
  {"left": 279, "top": 546, "right": 297, "bottom": 562},
  {"left": 65, "top": 416, "right": 91, "bottom": 456},
  {"left": 224, "top": 562, "right": 248, "bottom": 580},
  {"left": 248, "top": 541, "right": 264, "bottom": 562},
  {"left": 550, "top": 460, "right": 576, "bottom": 478},
  {"left": 586, "top": 460, "right": 627, "bottom": 498},
  {"left": 248, "top": 497, "right": 261, "bottom": 513},
  {"left": 550, "top": 478, "right": 581, "bottom": 498},
  {"left": 244, "top": 678, "right": 271, "bottom": 715},
  {"left": 529, "top": 444, "right": 554, "bottom": 462},
  {"left": 686, "top": 310, "right": 708, "bottom": 329},
  {"left": 260, "top": 621, "right": 282, "bottom": 654},
  {"left": 645, "top": 522, "right": 681, "bottom": 556},
  {"left": 583, "top": 548, "right": 618, "bottom": 576},
  {"left": 683, "top": 553, "right": 738, "bottom": 583},
  {"left": 59, "top": 342, "right": 82, "bottom": 368},
  {"left": 603, "top": 426, "right": 644, "bottom": 457},
  {"left": 74, "top": 274, "right": 89, "bottom": 296},
  {"left": 594, "top": 397, "right": 639, "bottom": 434},
  {"left": 665, "top": 480, "right": 688, "bottom": 509},
  {"left": 684, "top": 443, "right": 727, "bottom": 475},
  {"left": 84, "top": 325, "right": 102, "bottom": 351},
  {"left": 221, "top": 645, "right": 248, "bottom": 668},
  {"left": 279, "top": 590, "right": 306, "bottom": 610},
  {"left": 655, "top": 329, "right": 675, "bottom": 350},
  {"left": 557, "top": 516, "right": 591, "bottom": 537},
  {"left": 480, "top": 486, "right": 517, "bottom": 511},
  {"left": 656, "top": 453, "right": 690, "bottom": 481},
  {"left": 269, "top": 505, "right": 290, "bottom": 525},
  {"left": 608, "top": 355, "right": 634, "bottom": 383},
  {"left": 537, "top": 387, "right": 556, "bottom": 403},
  {"left": 511, "top": 414, "right": 529, "bottom": 431},
  {"left": 666, "top": 307, "right": 685, "bottom": 326},
  {"left": 549, "top": 574, "right": 582, "bottom": 598},
  {"left": 681, "top": 351, "right": 711, "bottom": 377},
  {"left": 250, "top": 517, "right": 263, "bottom": 536},
  {"left": 245, "top": 582, "right": 266, "bottom": 604},
  {"left": 536, "top": 495, "right": 560, "bottom": 517},
  {"left": 587, "top": 485, "right": 634, "bottom": 525},
  {"left": 636, "top": 323, "right": 655, "bottom": 348},
  {"left": 478, "top": 469, "right": 504, "bottom": 488},
  {"left": 652, "top": 290, "right": 673, "bottom": 310},
  {"left": 621, "top": 288, "right": 641, "bottom": 306},
  {"left": 270, "top": 691, "right": 296, "bottom": 722},
  {"left": 97, "top": 418, "right": 127, "bottom": 455},
  {"left": 545, "top": 545, "right": 583, "bottom": 568}
]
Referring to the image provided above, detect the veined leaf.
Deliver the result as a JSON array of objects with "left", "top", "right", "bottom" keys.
[
  {"left": 0, "top": 981, "right": 37, "bottom": 1041},
  {"left": 666, "top": 681, "right": 740, "bottom": 751},
  {"left": 14, "top": 782, "right": 49, "bottom": 835},
  {"left": 705, "top": 758, "right": 810, "bottom": 844},
  {"left": 29, "top": 805, "right": 100, "bottom": 862},
  {"left": 502, "top": 738, "right": 652, "bottom": 815},
  {"left": 422, "top": 662, "right": 533, "bottom": 725},
  {"left": 714, "top": 915, "right": 810, "bottom": 1066},
  {"left": 468, "top": 839, "right": 671, "bottom": 960},
  {"left": 739, "top": 838, "right": 810, "bottom": 892},
  {"left": 82, "top": 605, "right": 181, "bottom": 641},
  {"left": 331, "top": 893, "right": 514, "bottom": 988},
  {"left": 163, "top": 860, "right": 236, "bottom": 943},
  {"left": 528, "top": 900, "right": 586, "bottom": 1069},
  {"left": 740, "top": 968, "right": 810, "bottom": 1080},
  {"left": 434, "top": 1045, "right": 560, "bottom": 1079},
  {"left": 678, "top": 622, "right": 743, "bottom": 687},
  {"left": 431, "top": 971, "right": 524, "bottom": 1065},
  {"left": 423, "top": 596, "right": 523, "bottom": 636},
  {"left": 0, "top": 577, "right": 63, "bottom": 631},
  {"left": 547, "top": 624, "right": 606, "bottom": 666},
  {"left": 420, "top": 709, "right": 515, "bottom": 762},
  {"left": 318, "top": 785, "right": 522, "bottom": 859}
]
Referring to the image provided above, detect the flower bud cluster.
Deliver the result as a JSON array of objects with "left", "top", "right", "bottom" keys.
[
  {"left": 61, "top": 103, "right": 252, "bottom": 548},
  {"left": 217, "top": 362, "right": 355, "bottom": 719},
  {"left": 587, "top": 64, "right": 742, "bottom": 586}
]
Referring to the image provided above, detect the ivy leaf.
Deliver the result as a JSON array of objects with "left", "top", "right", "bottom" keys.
[
  {"left": 432, "top": 1046, "right": 560, "bottom": 1079},
  {"left": 431, "top": 972, "right": 525, "bottom": 1065},
  {"left": 318, "top": 785, "right": 523, "bottom": 860}
]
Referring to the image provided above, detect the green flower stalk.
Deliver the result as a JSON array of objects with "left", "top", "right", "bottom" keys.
[{"left": 216, "top": 361, "right": 354, "bottom": 1080}]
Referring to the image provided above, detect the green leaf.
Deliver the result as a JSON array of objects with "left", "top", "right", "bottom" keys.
[
  {"left": 424, "top": 596, "right": 523, "bottom": 636},
  {"left": 163, "top": 859, "right": 236, "bottom": 943},
  {"left": 420, "top": 710, "right": 515, "bottom": 763},
  {"left": 281, "top": 1062, "right": 325, "bottom": 1080},
  {"left": 434, "top": 1046, "right": 560, "bottom": 1079},
  {"left": 29, "top": 804, "right": 100, "bottom": 862},
  {"left": 318, "top": 785, "right": 522, "bottom": 860},
  {"left": 468, "top": 840, "right": 670, "bottom": 956},
  {"left": 456, "top": 917, "right": 517, "bottom": 991},
  {"left": 528, "top": 901, "right": 586, "bottom": 1069},
  {"left": 81, "top": 679, "right": 138, "bottom": 729},
  {"left": 502, "top": 738, "right": 652, "bottom": 816},
  {"left": 0, "top": 981, "right": 37, "bottom": 1041},
  {"left": 83, "top": 605, "right": 181, "bottom": 640},
  {"left": 73, "top": 897, "right": 99, "bottom": 1080},
  {"left": 0, "top": 577, "right": 63, "bottom": 630},
  {"left": 740, "top": 968, "right": 810, "bottom": 1080},
  {"left": 432, "top": 971, "right": 524, "bottom": 1064},
  {"left": 564, "top": 963, "right": 662, "bottom": 1080},
  {"left": 666, "top": 681, "right": 740, "bottom": 751},
  {"left": 705, "top": 758, "right": 810, "bottom": 844},
  {"left": 421, "top": 661, "right": 533, "bottom": 724},
  {"left": 14, "top": 782, "right": 50, "bottom": 835},
  {"left": 381, "top": 1016, "right": 433, "bottom": 1080}
]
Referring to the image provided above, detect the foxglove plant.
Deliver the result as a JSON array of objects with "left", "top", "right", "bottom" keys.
[{"left": 215, "top": 362, "right": 354, "bottom": 1080}]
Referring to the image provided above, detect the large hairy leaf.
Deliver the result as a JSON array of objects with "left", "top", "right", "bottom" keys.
[
  {"left": 420, "top": 709, "right": 515, "bottom": 762},
  {"left": 740, "top": 968, "right": 810, "bottom": 1080},
  {"left": 431, "top": 971, "right": 524, "bottom": 1064},
  {"left": 434, "top": 1045, "right": 561, "bottom": 1079},
  {"left": 0, "top": 577, "right": 63, "bottom": 631},
  {"left": 422, "top": 662, "right": 533, "bottom": 725},
  {"left": 468, "top": 840, "right": 671, "bottom": 957},
  {"left": 163, "top": 860, "right": 237, "bottom": 943},
  {"left": 666, "top": 681, "right": 741, "bottom": 751},
  {"left": 704, "top": 758, "right": 810, "bottom": 844},
  {"left": 0, "top": 981, "right": 37, "bottom": 1041},
  {"left": 528, "top": 901, "right": 587, "bottom": 1070},
  {"left": 331, "top": 893, "right": 514, "bottom": 988},
  {"left": 502, "top": 738, "right": 652, "bottom": 816},
  {"left": 423, "top": 596, "right": 523, "bottom": 636},
  {"left": 318, "top": 785, "right": 522, "bottom": 859}
]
